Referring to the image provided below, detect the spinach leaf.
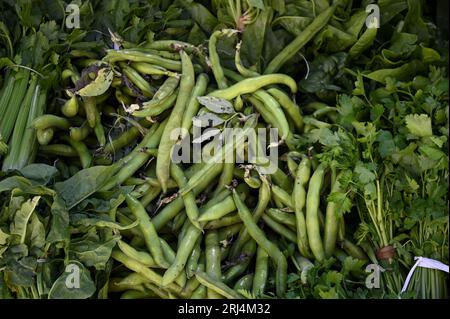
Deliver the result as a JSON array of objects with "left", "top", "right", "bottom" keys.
[
  {"left": 46, "top": 195, "right": 69, "bottom": 244},
  {"left": 364, "top": 60, "right": 425, "bottom": 84},
  {"left": 0, "top": 176, "right": 55, "bottom": 196},
  {"left": 184, "top": 2, "right": 218, "bottom": 35},
  {"left": 273, "top": 16, "right": 313, "bottom": 36},
  {"left": 241, "top": 7, "right": 273, "bottom": 72},
  {"left": 18, "top": 164, "right": 59, "bottom": 186},
  {"left": 10, "top": 196, "right": 40, "bottom": 245},
  {"left": 48, "top": 261, "right": 96, "bottom": 299},
  {"left": 68, "top": 234, "right": 119, "bottom": 270},
  {"left": 54, "top": 165, "right": 118, "bottom": 209}
]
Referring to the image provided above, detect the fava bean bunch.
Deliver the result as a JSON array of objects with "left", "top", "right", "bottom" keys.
[{"left": 31, "top": 27, "right": 367, "bottom": 299}]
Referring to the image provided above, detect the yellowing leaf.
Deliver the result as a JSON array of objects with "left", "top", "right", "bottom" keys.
[
  {"left": 76, "top": 66, "right": 113, "bottom": 97},
  {"left": 405, "top": 114, "right": 432, "bottom": 137},
  {"left": 10, "top": 196, "right": 41, "bottom": 244},
  {"left": 0, "top": 228, "right": 9, "bottom": 245}
]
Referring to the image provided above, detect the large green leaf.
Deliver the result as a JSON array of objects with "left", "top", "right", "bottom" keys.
[
  {"left": 0, "top": 176, "right": 55, "bottom": 196},
  {"left": 185, "top": 2, "right": 218, "bottom": 35},
  {"left": 48, "top": 261, "right": 96, "bottom": 299},
  {"left": 46, "top": 195, "right": 69, "bottom": 244},
  {"left": 26, "top": 214, "right": 46, "bottom": 252},
  {"left": 70, "top": 213, "right": 138, "bottom": 231},
  {"left": 364, "top": 60, "right": 425, "bottom": 84},
  {"left": 54, "top": 165, "right": 118, "bottom": 209},
  {"left": 76, "top": 66, "right": 113, "bottom": 97},
  {"left": 273, "top": 16, "right": 312, "bottom": 36},
  {"left": 241, "top": 7, "right": 273, "bottom": 72},
  {"left": 10, "top": 196, "right": 40, "bottom": 244},
  {"left": 69, "top": 234, "right": 119, "bottom": 270},
  {"left": 19, "top": 164, "right": 59, "bottom": 185}
]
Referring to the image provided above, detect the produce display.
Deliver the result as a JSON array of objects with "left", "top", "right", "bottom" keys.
[{"left": 0, "top": 0, "right": 448, "bottom": 299}]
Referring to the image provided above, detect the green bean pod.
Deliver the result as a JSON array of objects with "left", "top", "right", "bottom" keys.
[
  {"left": 132, "top": 89, "right": 178, "bottom": 118},
  {"left": 232, "top": 188, "right": 287, "bottom": 297},
  {"left": 267, "top": 88, "right": 304, "bottom": 132},
  {"left": 105, "top": 49, "right": 182, "bottom": 71},
  {"left": 235, "top": 41, "right": 260, "bottom": 78},
  {"left": 70, "top": 125, "right": 90, "bottom": 142},
  {"left": 261, "top": 214, "right": 297, "bottom": 243},
  {"left": 170, "top": 163, "right": 202, "bottom": 231},
  {"left": 198, "top": 189, "right": 247, "bottom": 223},
  {"left": 171, "top": 211, "right": 188, "bottom": 234},
  {"left": 265, "top": 208, "right": 297, "bottom": 228},
  {"left": 101, "top": 120, "right": 166, "bottom": 191},
  {"left": 120, "top": 289, "right": 153, "bottom": 299},
  {"left": 82, "top": 97, "right": 99, "bottom": 129},
  {"left": 306, "top": 163, "right": 326, "bottom": 261},
  {"left": 292, "top": 156, "right": 312, "bottom": 258},
  {"left": 145, "top": 40, "right": 199, "bottom": 55},
  {"left": 271, "top": 185, "right": 294, "bottom": 210},
  {"left": 125, "top": 194, "right": 169, "bottom": 268},
  {"left": 195, "top": 271, "right": 242, "bottom": 299},
  {"left": 233, "top": 274, "right": 254, "bottom": 292},
  {"left": 182, "top": 264, "right": 204, "bottom": 297},
  {"left": 253, "top": 90, "right": 291, "bottom": 142},
  {"left": 191, "top": 284, "right": 207, "bottom": 299},
  {"left": 103, "top": 126, "right": 141, "bottom": 155},
  {"left": 94, "top": 119, "right": 106, "bottom": 147},
  {"left": 204, "top": 213, "right": 241, "bottom": 229},
  {"left": 131, "top": 62, "right": 179, "bottom": 77},
  {"left": 252, "top": 246, "right": 269, "bottom": 296},
  {"left": 162, "top": 223, "right": 202, "bottom": 286},
  {"left": 39, "top": 144, "right": 77, "bottom": 157},
  {"left": 229, "top": 177, "right": 271, "bottom": 260},
  {"left": 130, "top": 47, "right": 182, "bottom": 60},
  {"left": 214, "top": 162, "right": 235, "bottom": 195},
  {"left": 120, "top": 62, "right": 154, "bottom": 97},
  {"left": 186, "top": 237, "right": 202, "bottom": 278},
  {"left": 349, "top": 27, "right": 378, "bottom": 59},
  {"left": 115, "top": 89, "right": 133, "bottom": 105},
  {"left": 264, "top": 3, "right": 337, "bottom": 74},
  {"left": 36, "top": 128, "right": 54, "bottom": 145},
  {"left": 62, "top": 136, "right": 92, "bottom": 169},
  {"left": 111, "top": 251, "right": 187, "bottom": 298},
  {"left": 205, "top": 230, "right": 223, "bottom": 299},
  {"left": 287, "top": 154, "right": 299, "bottom": 177},
  {"left": 271, "top": 167, "right": 292, "bottom": 192},
  {"left": 156, "top": 50, "right": 195, "bottom": 192},
  {"left": 152, "top": 162, "right": 224, "bottom": 231},
  {"left": 244, "top": 174, "right": 261, "bottom": 189},
  {"left": 32, "top": 115, "right": 70, "bottom": 130},
  {"left": 222, "top": 239, "right": 256, "bottom": 284},
  {"left": 140, "top": 185, "right": 162, "bottom": 207},
  {"left": 217, "top": 224, "right": 243, "bottom": 243},
  {"left": 150, "top": 75, "right": 180, "bottom": 103},
  {"left": 143, "top": 283, "right": 172, "bottom": 299},
  {"left": 209, "top": 29, "right": 232, "bottom": 90},
  {"left": 179, "top": 114, "right": 258, "bottom": 196},
  {"left": 117, "top": 240, "right": 157, "bottom": 268},
  {"left": 342, "top": 239, "right": 368, "bottom": 261},
  {"left": 61, "top": 95, "right": 79, "bottom": 118},
  {"left": 180, "top": 73, "right": 209, "bottom": 134},
  {"left": 323, "top": 172, "right": 344, "bottom": 258},
  {"left": 208, "top": 74, "right": 297, "bottom": 100}
]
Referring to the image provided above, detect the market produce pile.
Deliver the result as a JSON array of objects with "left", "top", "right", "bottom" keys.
[{"left": 0, "top": 0, "right": 448, "bottom": 299}]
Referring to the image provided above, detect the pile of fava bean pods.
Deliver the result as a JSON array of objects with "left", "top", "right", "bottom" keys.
[{"left": 31, "top": 36, "right": 368, "bottom": 299}]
